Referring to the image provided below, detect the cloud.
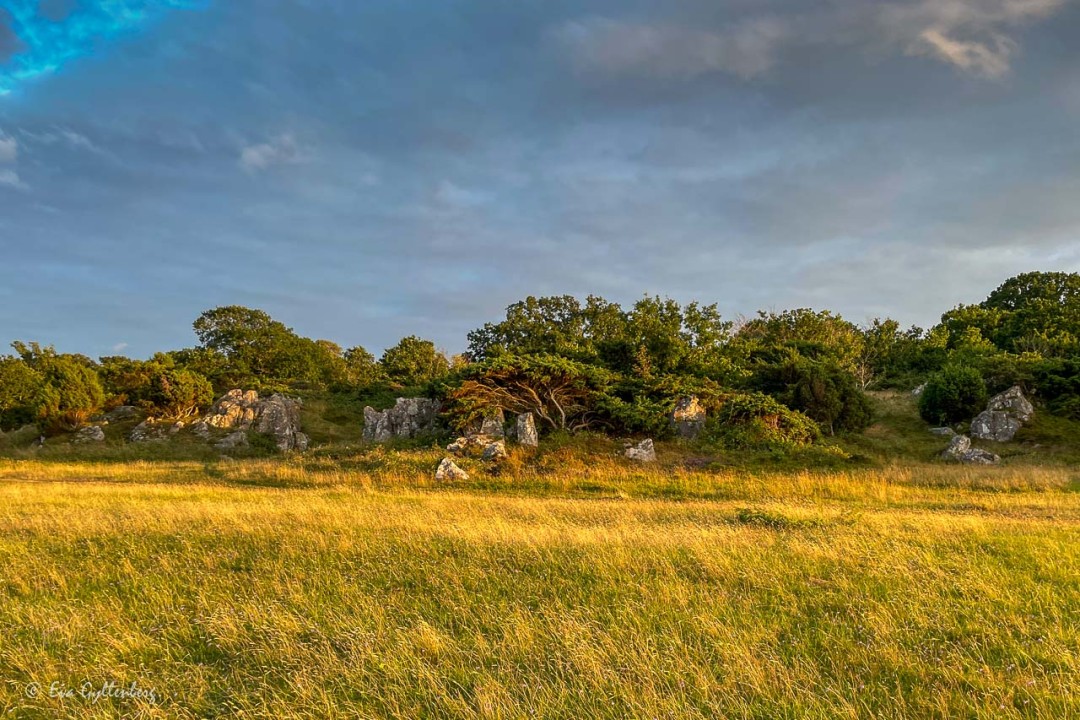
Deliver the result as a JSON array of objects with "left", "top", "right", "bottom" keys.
[
  {"left": 0, "top": 10, "right": 23, "bottom": 63},
  {"left": 0, "top": 134, "right": 16, "bottom": 163},
  {"left": 239, "top": 134, "right": 301, "bottom": 172},
  {"left": 0, "top": 133, "right": 24, "bottom": 189},
  {"left": 555, "top": 0, "right": 1067, "bottom": 84},
  {"left": 0, "top": 168, "right": 26, "bottom": 190},
  {"left": 111, "top": 342, "right": 129, "bottom": 352},
  {"left": 554, "top": 16, "right": 788, "bottom": 81}
]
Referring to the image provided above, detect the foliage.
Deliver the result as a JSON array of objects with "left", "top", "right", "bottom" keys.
[
  {"left": 0, "top": 356, "right": 42, "bottom": 430},
  {"left": 99, "top": 355, "right": 214, "bottom": 418},
  {"left": 918, "top": 364, "right": 988, "bottom": 426},
  {"left": 448, "top": 354, "right": 612, "bottom": 432},
  {"left": 25, "top": 346, "right": 105, "bottom": 432},
  {"left": 379, "top": 336, "right": 450, "bottom": 388},
  {"left": 702, "top": 392, "right": 819, "bottom": 450}
]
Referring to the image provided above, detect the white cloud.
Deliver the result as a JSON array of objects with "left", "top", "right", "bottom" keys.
[
  {"left": 0, "top": 168, "right": 26, "bottom": 190},
  {"left": 111, "top": 342, "right": 129, "bottom": 353},
  {"left": 0, "top": 134, "right": 25, "bottom": 189},
  {"left": 239, "top": 133, "right": 301, "bottom": 172}
]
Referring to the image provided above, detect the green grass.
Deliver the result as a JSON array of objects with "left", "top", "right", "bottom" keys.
[{"left": 0, "top": 392, "right": 1078, "bottom": 717}]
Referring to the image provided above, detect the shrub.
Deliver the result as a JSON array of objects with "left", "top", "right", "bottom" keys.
[
  {"left": 35, "top": 356, "right": 105, "bottom": 432},
  {"left": 0, "top": 357, "right": 43, "bottom": 430},
  {"left": 702, "top": 392, "right": 819, "bottom": 450},
  {"left": 918, "top": 364, "right": 988, "bottom": 426}
]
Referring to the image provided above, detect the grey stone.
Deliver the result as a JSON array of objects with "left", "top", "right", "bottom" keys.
[
  {"left": 129, "top": 419, "right": 164, "bottom": 443},
  {"left": 912, "top": 383, "right": 927, "bottom": 397},
  {"left": 625, "top": 438, "right": 657, "bottom": 463},
  {"left": 191, "top": 421, "right": 211, "bottom": 439},
  {"left": 987, "top": 385, "right": 1034, "bottom": 423},
  {"left": 671, "top": 396, "right": 707, "bottom": 439},
  {"left": 73, "top": 425, "right": 105, "bottom": 443},
  {"left": 102, "top": 405, "right": 139, "bottom": 422},
  {"left": 941, "top": 434, "right": 971, "bottom": 461},
  {"left": 482, "top": 440, "right": 508, "bottom": 462},
  {"left": 479, "top": 408, "right": 506, "bottom": 438},
  {"left": 203, "top": 390, "right": 307, "bottom": 451},
  {"left": 435, "top": 457, "right": 469, "bottom": 482},
  {"left": 515, "top": 412, "right": 538, "bottom": 447},
  {"left": 362, "top": 398, "right": 442, "bottom": 442},
  {"left": 929, "top": 427, "right": 956, "bottom": 437},
  {"left": 959, "top": 448, "right": 1000, "bottom": 465},
  {"left": 169, "top": 421, "right": 185, "bottom": 435},
  {"left": 970, "top": 410, "right": 1023, "bottom": 443}
]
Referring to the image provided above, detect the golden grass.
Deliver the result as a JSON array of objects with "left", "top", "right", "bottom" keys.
[{"left": 0, "top": 458, "right": 1078, "bottom": 718}]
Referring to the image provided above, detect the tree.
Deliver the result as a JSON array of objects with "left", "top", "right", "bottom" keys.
[
  {"left": 735, "top": 309, "right": 865, "bottom": 374},
  {"left": 343, "top": 345, "right": 386, "bottom": 389},
  {"left": 918, "top": 364, "right": 988, "bottom": 426},
  {"left": 0, "top": 357, "right": 43, "bottom": 430},
  {"left": 379, "top": 336, "right": 450, "bottom": 387},
  {"left": 100, "top": 354, "right": 213, "bottom": 418}
]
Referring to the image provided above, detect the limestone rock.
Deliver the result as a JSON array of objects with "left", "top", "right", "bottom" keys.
[
  {"left": 169, "top": 421, "right": 185, "bottom": 435},
  {"left": 941, "top": 434, "right": 971, "bottom": 461},
  {"left": 203, "top": 390, "right": 307, "bottom": 451},
  {"left": 929, "top": 427, "right": 956, "bottom": 437},
  {"left": 362, "top": 398, "right": 442, "bottom": 442},
  {"left": 625, "top": 438, "right": 657, "bottom": 463},
  {"left": 912, "top": 383, "right": 927, "bottom": 397},
  {"left": 515, "top": 412, "right": 538, "bottom": 447},
  {"left": 987, "top": 386, "right": 1034, "bottom": 423},
  {"left": 435, "top": 457, "right": 469, "bottom": 482},
  {"left": 479, "top": 409, "right": 506, "bottom": 438},
  {"left": 215, "top": 430, "right": 249, "bottom": 449},
  {"left": 970, "top": 411, "right": 1022, "bottom": 443},
  {"left": 482, "top": 440, "right": 508, "bottom": 462},
  {"left": 671, "top": 396, "right": 707, "bottom": 439},
  {"left": 73, "top": 425, "right": 105, "bottom": 443},
  {"left": 191, "top": 421, "right": 211, "bottom": 439},
  {"left": 129, "top": 420, "right": 165, "bottom": 443},
  {"left": 970, "top": 386, "right": 1034, "bottom": 442},
  {"left": 447, "top": 435, "right": 488, "bottom": 457},
  {"left": 959, "top": 448, "right": 1000, "bottom": 465}
]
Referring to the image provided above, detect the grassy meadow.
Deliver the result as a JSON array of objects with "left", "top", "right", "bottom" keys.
[{"left": 0, "top": 394, "right": 1078, "bottom": 718}]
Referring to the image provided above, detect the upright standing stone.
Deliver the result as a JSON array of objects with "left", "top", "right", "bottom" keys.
[
  {"left": 671, "top": 396, "right": 707, "bottom": 439},
  {"left": 516, "top": 412, "right": 538, "bottom": 447}
]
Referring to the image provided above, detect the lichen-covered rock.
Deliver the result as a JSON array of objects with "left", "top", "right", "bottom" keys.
[
  {"left": 971, "top": 386, "right": 1034, "bottom": 442},
  {"left": 435, "top": 457, "right": 469, "bottom": 482},
  {"left": 129, "top": 419, "right": 165, "bottom": 443},
  {"left": 203, "top": 390, "right": 307, "bottom": 451},
  {"left": 169, "top": 421, "right": 185, "bottom": 435},
  {"left": 73, "top": 425, "right": 105, "bottom": 443},
  {"left": 515, "top": 412, "right": 538, "bottom": 447},
  {"left": 941, "top": 434, "right": 972, "bottom": 461},
  {"left": 482, "top": 440, "right": 508, "bottom": 462},
  {"left": 671, "top": 396, "right": 707, "bottom": 439},
  {"left": 447, "top": 435, "right": 488, "bottom": 457},
  {"left": 959, "top": 448, "right": 1000, "bottom": 465},
  {"left": 479, "top": 409, "right": 506, "bottom": 438},
  {"left": 970, "top": 411, "right": 1022, "bottom": 443},
  {"left": 191, "top": 421, "right": 211, "bottom": 439},
  {"left": 987, "top": 386, "right": 1034, "bottom": 423},
  {"left": 363, "top": 398, "right": 442, "bottom": 442},
  {"left": 912, "top": 383, "right": 927, "bottom": 397},
  {"left": 102, "top": 406, "right": 139, "bottom": 422},
  {"left": 929, "top": 427, "right": 956, "bottom": 437},
  {"left": 625, "top": 438, "right": 657, "bottom": 463}
]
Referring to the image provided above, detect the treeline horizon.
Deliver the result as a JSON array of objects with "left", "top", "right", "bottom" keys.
[{"left": 2, "top": 271, "right": 1079, "bottom": 444}]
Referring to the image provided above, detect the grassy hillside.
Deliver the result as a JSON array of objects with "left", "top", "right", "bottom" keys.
[{"left": 0, "top": 391, "right": 1078, "bottom": 717}]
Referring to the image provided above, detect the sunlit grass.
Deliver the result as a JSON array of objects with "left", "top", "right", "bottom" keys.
[{"left": 0, "top": 456, "right": 1078, "bottom": 718}]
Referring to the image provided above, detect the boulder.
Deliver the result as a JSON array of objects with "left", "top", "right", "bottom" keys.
[
  {"left": 191, "top": 421, "right": 211, "bottom": 439},
  {"left": 959, "top": 448, "right": 1000, "bottom": 465},
  {"left": 362, "top": 398, "right": 442, "bottom": 442},
  {"left": 671, "top": 396, "right": 707, "bottom": 439},
  {"left": 203, "top": 390, "right": 307, "bottom": 451},
  {"left": 169, "top": 421, "right": 185, "bottom": 435},
  {"left": 129, "top": 419, "right": 165, "bottom": 443},
  {"left": 929, "top": 427, "right": 956, "bottom": 437},
  {"left": 941, "top": 434, "right": 971, "bottom": 461},
  {"left": 987, "top": 386, "right": 1034, "bottom": 423},
  {"left": 912, "top": 383, "right": 927, "bottom": 397},
  {"left": 625, "top": 438, "right": 657, "bottom": 463},
  {"left": 515, "top": 412, "right": 539, "bottom": 447},
  {"left": 482, "top": 440, "right": 508, "bottom": 462},
  {"left": 970, "top": 386, "right": 1034, "bottom": 442},
  {"left": 447, "top": 435, "right": 488, "bottom": 457},
  {"left": 970, "top": 411, "right": 1022, "bottom": 443},
  {"left": 435, "top": 457, "right": 469, "bottom": 482},
  {"left": 73, "top": 425, "right": 105, "bottom": 443}
]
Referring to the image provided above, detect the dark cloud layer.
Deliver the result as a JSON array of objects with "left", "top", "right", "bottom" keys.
[{"left": 0, "top": 0, "right": 1079, "bottom": 358}]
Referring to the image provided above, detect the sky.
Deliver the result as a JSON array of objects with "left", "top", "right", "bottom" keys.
[{"left": 1, "top": 0, "right": 1079, "bottom": 358}]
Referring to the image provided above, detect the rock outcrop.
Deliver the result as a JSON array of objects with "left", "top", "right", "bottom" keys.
[
  {"left": 435, "top": 457, "right": 469, "bottom": 482},
  {"left": 73, "top": 425, "right": 105, "bottom": 443},
  {"left": 129, "top": 419, "right": 165, "bottom": 443},
  {"left": 204, "top": 390, "right": 308, "bottom": 451},
  {"left": 215, "top": 430, "right": 249, "bottom": 449},
  {"left": 940, "top": 434, "right": 1000, "bottom": 465},
  {"left": 482, "top": 439, "right": 508, "bottom": 462},
  {"left": 625, "top": 438, "right": 657, "bottom": 463},
  {"left": 101, "top": 406, "right": 139, "bottom": 422},
  {"left": 363, "top": 398, "right": 442, "bottom": 442},
  {"left": 671, "top": 396, "right": 707, "bottom": 439},
  {"left": 971, "top": 386, "right": 1034, "bottom": 442},
  {"left": 929, "top": 427, "right": 956, "bottom": 437},
  {"left": 515, "top": 412, "right": 538, "bottom": 447}
]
